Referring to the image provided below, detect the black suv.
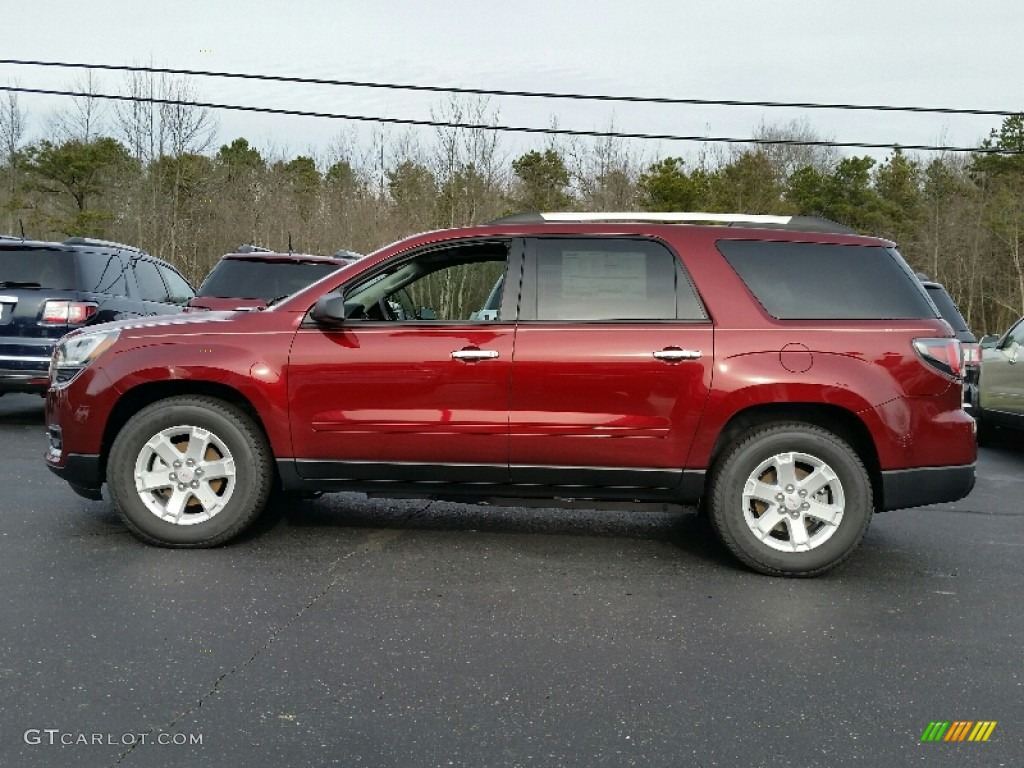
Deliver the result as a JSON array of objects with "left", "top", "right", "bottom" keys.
[
  {"left": 916, "top": 274, "right": 981, "bottom": 408},
  {"left": 0, "top": 236, "right": 194, "bottom": 395}
]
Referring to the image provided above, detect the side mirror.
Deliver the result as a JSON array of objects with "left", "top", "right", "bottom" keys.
[
  {"left": 979, "top": 334, "right": 999, "bottom": 349},
  {"left": 310, "top": 294, "right": 358, "bottom": 326}
]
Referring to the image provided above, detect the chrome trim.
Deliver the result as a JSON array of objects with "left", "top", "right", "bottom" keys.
[
  {"left": 653, "top": 349, "right": 702, "bottom": 361},
  {"left": 540, "top": 211, "right": 791, "bottom": 225},
  {"left": 451, "top": 349, "right": 500, "bottom": 360},
  {"left": 0, "top": 355, "right": 52, "bottom": 363}
]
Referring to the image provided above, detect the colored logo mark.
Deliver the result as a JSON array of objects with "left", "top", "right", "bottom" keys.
[{"left": 921, "top": 721, "right": 997, "bottom": 742}]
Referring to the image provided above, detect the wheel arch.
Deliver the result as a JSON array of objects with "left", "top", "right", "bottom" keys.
[
  {"left": 705, "top": 403, "right": 882, "bottom": 508},
  {"left": 100, "top": 381, "right": 275, "bottom": 484}
]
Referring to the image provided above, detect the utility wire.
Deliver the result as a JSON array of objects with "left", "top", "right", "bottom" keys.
[
  {"left": 1, "top": 58, "right": 1021, "bottom": 119},
  {"left": 0, "top": 85, "right": 1017, "bottom": 155}
]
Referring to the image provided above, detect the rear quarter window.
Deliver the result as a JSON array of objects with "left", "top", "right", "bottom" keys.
[{"left": 716, "top": 240, "right": 938, "bottom": 320}]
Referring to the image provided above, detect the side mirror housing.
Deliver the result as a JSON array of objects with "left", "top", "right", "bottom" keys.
[{"left": 311, "top": 294, "right": 355, "bottom": 326}]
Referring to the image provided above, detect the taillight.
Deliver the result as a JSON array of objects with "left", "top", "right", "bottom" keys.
[
  {"left": 913, "top": 338, "right": 963, "bottom": 378},
  {"left": 41, "top": 300, "right": 98, "bottom": 325},
  {"left": 961, "top": 342, "right": 982, "bottom": 368}
]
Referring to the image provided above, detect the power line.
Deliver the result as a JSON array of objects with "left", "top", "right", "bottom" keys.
[
  {"left": 0, "top": 84, "right": 1016, "bottom": 155},
  {"left": 1, "top": 58, "right": 1021, "bottom": 119}
]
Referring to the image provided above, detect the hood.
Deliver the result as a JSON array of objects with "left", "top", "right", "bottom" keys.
[{"left": 66, "top": 310, "right": 241, "bottom": 339}]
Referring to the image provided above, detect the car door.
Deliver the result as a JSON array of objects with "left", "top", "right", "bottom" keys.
[
  {"left": 508, "top": 236, "right": 713, "bottom": 493},
  {"left": 287, "top": 238, "right": 521, "bottom": 485},
  {"left": 981, "top": 318, "right": 1024, "bottom": 427}
]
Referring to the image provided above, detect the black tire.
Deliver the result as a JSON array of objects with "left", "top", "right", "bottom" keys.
[
  {"left": 708, "top": 423, "right": 872, "bottom": 577},
  {"left": 107, "top": 396, "right": 273, "bottom": 547}
]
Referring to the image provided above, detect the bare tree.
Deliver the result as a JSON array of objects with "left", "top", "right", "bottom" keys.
[
  {"left": 160, "top": 77, "right": 217, "bottom": 158},
  {"left": 431, "top": 95, "right": 504, "bottom": 226},
  {"left": 0, "top": 86, "right": 27, "bottom": 162},
  {"left": 52, "top": 69, "right": 106, "bottom": 142},
  {"left": 753, "top": 117, "right": 840, "bottom": 180}
]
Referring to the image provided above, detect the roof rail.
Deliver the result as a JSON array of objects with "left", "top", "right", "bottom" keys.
[
  {"left": 488, "top": 211, "right": 857, "bottom": 235},
  {"left": 63, "top": 236, "right": 148, "bottom": 254}
]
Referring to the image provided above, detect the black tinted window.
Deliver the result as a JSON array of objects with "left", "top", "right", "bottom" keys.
[
  {"left": 78, "top": 252, "right": 129, "bottom": 296},
  {"left": 157, "top": 264, "right": 195, "bottom": 304},
  {"left": 0, "top": 248, "right": 77, "bottom": 289},
  {"left": 924, "top": 284, "right": 970, "bottom": 335},
  {"left": 197, "top": 260, "right": 340, "bottom": 301},
  {"left": 717, "top": 240, "right": 937, "bottom": 320},
  {"left": 534, "top": 239, "right": 682, "bottom": 321},
  {"left": 134, "top": 260, "right": 170, "bottom": 302}
]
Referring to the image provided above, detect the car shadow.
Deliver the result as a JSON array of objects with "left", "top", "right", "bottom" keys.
[
  {"left": 979, "top": 425, "right": 1024, "bottom": 455},
  {"left": 254, "top": 493, "right": 737, "bottom": 569}
]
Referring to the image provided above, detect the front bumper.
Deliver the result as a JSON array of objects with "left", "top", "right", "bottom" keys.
[
  {"left": 44, "top": 451, "right": 103, "bottom": 500},
  {"left": 878, "top": 464, "right": 976, "bottom": 511}
]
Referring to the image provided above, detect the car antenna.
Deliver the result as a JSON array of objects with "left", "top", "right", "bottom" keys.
[
  {"left": 19, "top": 219, "right": 25, "bottom": 239},
  {"left": 288, "top": 232, "right": 293, "bottom": 255}
]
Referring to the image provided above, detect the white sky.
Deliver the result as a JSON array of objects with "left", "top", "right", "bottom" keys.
[{"left": 2, "top": 0, "right": 1022, "bottom": 168}]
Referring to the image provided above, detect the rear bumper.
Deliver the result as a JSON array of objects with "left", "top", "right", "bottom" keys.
[
  {"left": 879, "top": 464, "right": 976, "bottom": 511},
  {"left": 0, "top": 369, "right": 49, "bottom": 394}
]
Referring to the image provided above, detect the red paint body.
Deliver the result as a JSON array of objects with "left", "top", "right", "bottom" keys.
[{"left": 45, "top": 222, "right": 976, "bottom": 508}]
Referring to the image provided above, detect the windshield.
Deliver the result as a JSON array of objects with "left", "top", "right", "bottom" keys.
[
  {"left": 0, "top": 248, "right": 77, "bottom": 289},
  {"left": 197, "top": 259, "right": 342, "bottom": 300}
]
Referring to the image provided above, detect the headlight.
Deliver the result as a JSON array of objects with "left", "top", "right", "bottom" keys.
[{"left": 50, "top": 329, "right": 121, "bottom": 385}]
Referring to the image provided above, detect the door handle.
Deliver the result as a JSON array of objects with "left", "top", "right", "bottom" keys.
[
  {"left": 653, "top": 347, "right": 702, "bottom": 362},
  {"left": 451, "top": 348, "right": 499, "bottom": 361}
]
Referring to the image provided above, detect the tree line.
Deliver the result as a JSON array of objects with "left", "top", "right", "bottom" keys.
[{"left": 1, "top": 79, "right": 1022, "bottom": 334}]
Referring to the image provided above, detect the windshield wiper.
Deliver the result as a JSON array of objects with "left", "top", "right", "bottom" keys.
[
  {"left": 262, "top": 295, "right": 290, "bottom": 309},
  {"left": 0, "top": 281, "right": 42, "bottom": 289}
]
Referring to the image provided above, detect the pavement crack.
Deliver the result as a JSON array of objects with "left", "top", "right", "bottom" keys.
[{"left": 113, "top": 528, "right": 404, "bottom": 766}]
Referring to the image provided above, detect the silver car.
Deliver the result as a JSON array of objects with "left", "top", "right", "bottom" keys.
[{"left": 977, "top": 316, "right": 1024, "bottom": 442}]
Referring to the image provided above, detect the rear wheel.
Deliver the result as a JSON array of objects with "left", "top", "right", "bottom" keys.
[
  {"left": 107, "top": 396, "right": 273, "bottom": 547},
  {"left": 708, "top": 423, "right": 872, "bottom": 577}
]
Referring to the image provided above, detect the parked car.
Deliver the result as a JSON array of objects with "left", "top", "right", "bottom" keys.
[
  {"left": 975, "top": 316, "right": 1024, "bottom": 442},
  {"left": 1, "top": 236, "right": 193, "bottom": 396},
  {"left": 44, "top": 212, "right": 976, "bottom": 576},
  {"left": 188, "top": 246, "right": 360, "bottom": 311},
  {"left": 916, "top": 274, "right": 980, "bottom": 408}
]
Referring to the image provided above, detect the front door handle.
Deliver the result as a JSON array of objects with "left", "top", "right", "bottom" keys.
[
  {"left": 653, "top": 347, "right": 702, "bottom": 362},
  {"left": 452, "top": 348, "right": 499, "bottom": 361}
]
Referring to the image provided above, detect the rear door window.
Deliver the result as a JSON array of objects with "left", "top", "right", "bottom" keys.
[
  {"left": 526, "top": 238, "right": 703, "bottom": 321},
  {"left": 717, "top": 240, "right": 938, "bottom": 320},
  {"left": 0, "top": 248, "right": 77, "bottom": 289}
]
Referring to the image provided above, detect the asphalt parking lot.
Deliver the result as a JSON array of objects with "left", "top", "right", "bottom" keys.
[{"left": 0, "top": 393, "right": 1021, "bottom": 767}]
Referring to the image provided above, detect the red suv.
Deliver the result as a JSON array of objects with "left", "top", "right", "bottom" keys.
[{"left": 44, "top": 213, "right": 976, "bottom": 576}]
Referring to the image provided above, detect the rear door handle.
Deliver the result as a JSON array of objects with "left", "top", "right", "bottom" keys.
[
  {"left": 653, "top": 347, "right": 702, "bottom": 362},
  {"left": 452, "top": 348, "right": 499, "bottom": 361}
]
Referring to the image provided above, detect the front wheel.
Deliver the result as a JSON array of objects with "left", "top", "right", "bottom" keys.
[
  {"left": 708, "top": 423, "right": 872, "bottom": 577},
  {"left": 107, "top": 396, "right": 273, "bottom": 547}
]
